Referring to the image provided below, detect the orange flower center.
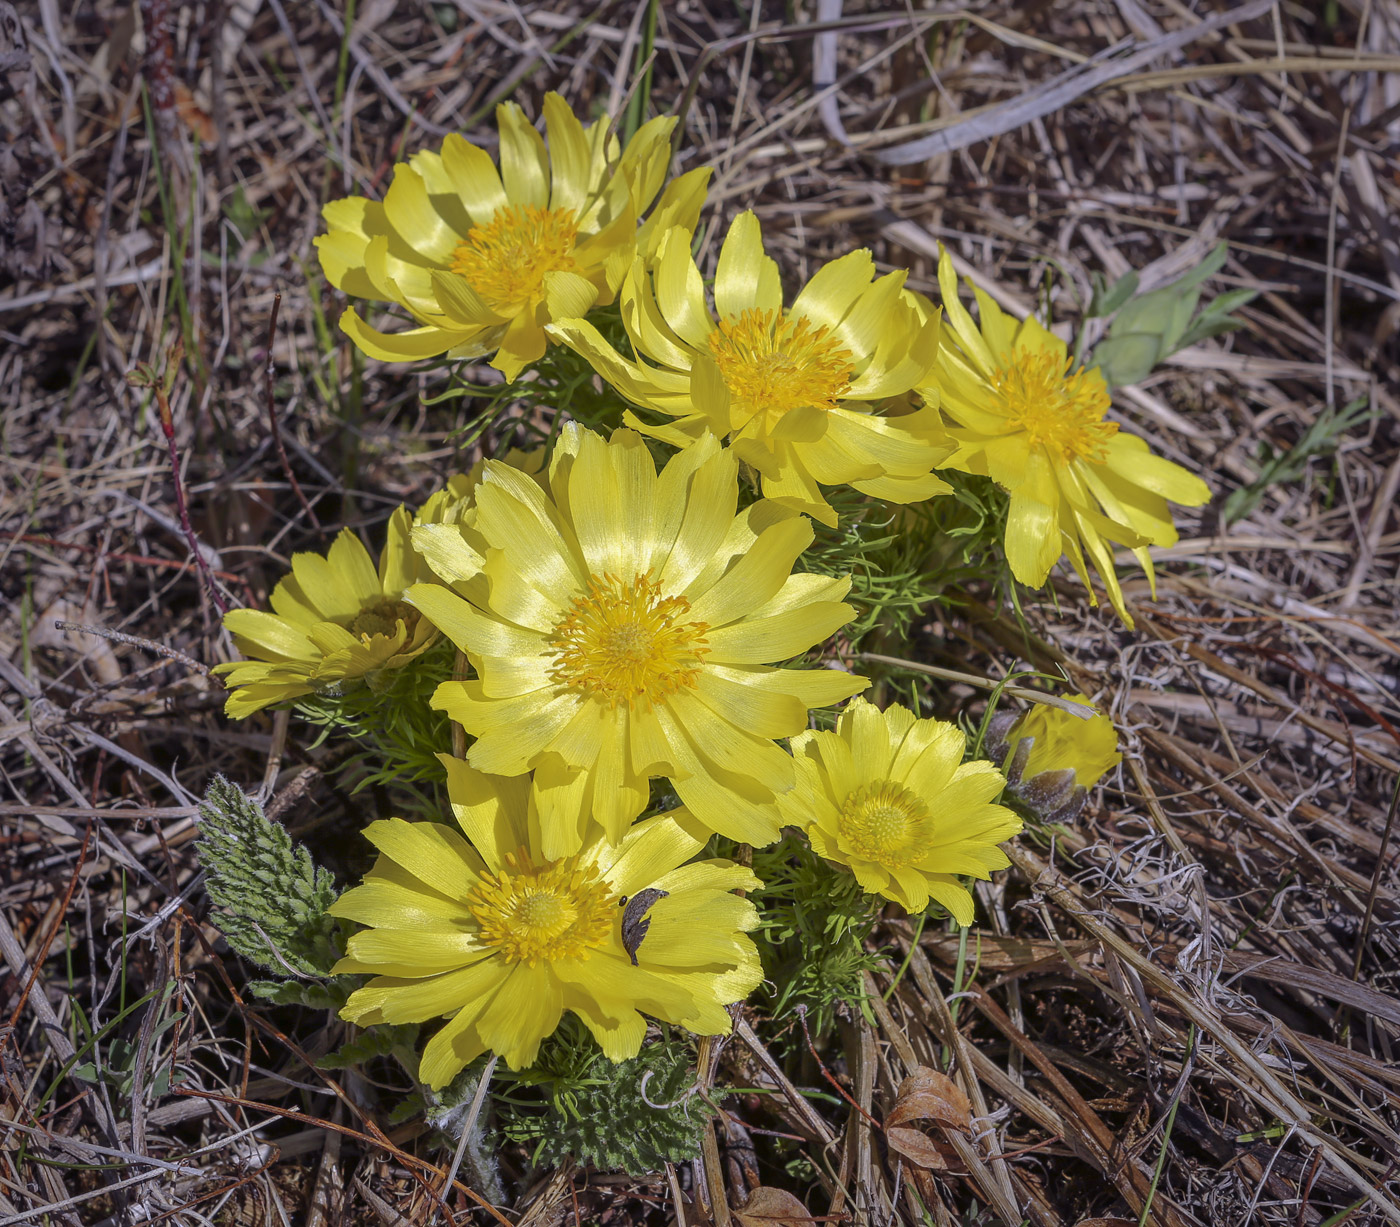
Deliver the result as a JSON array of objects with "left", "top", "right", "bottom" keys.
[
  {"left": 990, "top": 350, "right": 1117, "bottom": 463},
  {"left": 838, "top": 779, "right": 932, "bottom": 868},
  {"left": 450, "top": 205, "right": 580, "bottom": 314},
  {"left": 467, "top": 850, "right": 615, "bottom": 966},
  {"left": 547, "top": 571, "right": 710, "bottom": 710},
  {"left": 707, "top": 308, "right": 855, "bottom": 424}
]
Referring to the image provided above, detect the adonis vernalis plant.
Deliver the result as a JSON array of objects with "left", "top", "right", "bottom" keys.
[
  {"left": 215, "top": 509, "right": 437, "bottom": 717},
  {"left": 925, "top": 248, "right": 1210, "bottom": 625},
  {"left": 780, "top": 698, "right": 1021, "bottom": 924},
  {"left": 201, "top": 89, "right": 1227, "bottom": 1175},
  {"left": 331, "top": 755, "right": 762, "bottom": 1086},
  {"left": 316, "top": 93, "right": 708, "bottom": 378},
  {"left": 407, "top": 423, "right": 867, "bottom": 853},
  {"left": 550, "top": 211, "right": 950, "bottom": 526}
]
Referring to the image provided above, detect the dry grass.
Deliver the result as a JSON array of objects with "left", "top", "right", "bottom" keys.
[{"left": 2, "top": 0, "right": 1399, "bottom": 1224}]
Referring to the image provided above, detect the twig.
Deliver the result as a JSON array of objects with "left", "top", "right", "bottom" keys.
[
  {"left": 263, "top": 293, "right": 320, "bottom": 529},
  {"left": 53, "top": 620, "right": 210, "bottom": 675},
  {"left": 871, "top": 0, "right": 1275, "bottom": 163},
  {"left": 435, "top": 1054, "right": 498, "bottom": 1225},
  {"left": 795, "top": 1006, "right": 881, "bottom": 1130},
  {"left": 5, "top": 823, "right": 92, "bottom": 1031},
  {"left": 127, "top": 343, "right": 228, "bottom": 614},
  {"left": 138, "top": 0, "right": 180, "bottom": 161},
  {"left": 857, "top": 653, "right": 1099, "bottom": 717},
  {"left": 12, "top": 534, "right": 253, "bottom": 602}
]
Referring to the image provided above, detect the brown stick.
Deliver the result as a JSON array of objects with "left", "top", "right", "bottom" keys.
[
  {"left": 128, "top": 343, "right": 228, "bottom": 614},
  {"left": 263, "top": 293, "right": 320, "bottom": 529}
]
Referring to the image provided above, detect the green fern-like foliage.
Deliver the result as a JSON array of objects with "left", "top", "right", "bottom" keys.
[
  {"left": 196, "top": 776, "right": 340, "bottom": 977},
  {"left": 800, "top": 485, "right": 947, "bottom": 652},
  {"left": 501, "top": 1032, "right": 718, "bottom": 1174},
  {"left": 746, "top": 833, "right": 883, "bottom": 1042},
  {"left": 419, "top": 301, "right": 633, "bottom": 450},
  {"left": 294, "top": 636, "right": 456, "bottom": 798}
]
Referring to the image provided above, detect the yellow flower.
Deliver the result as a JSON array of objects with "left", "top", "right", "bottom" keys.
[
  {"left": 988, "top": 695, "right": 1120, "bottom": 821},
  {"left": 330, "top": 755, "right": 763, "bottom": 1086},
  {"left": 407, "top": 424, "right": 867, "bottom": 854},
  {"left": 410, "top": 450, "right": 551, "bottom": 592},
  {"left": 316, "top": 93, "right": 710, "bottom": 380},
  {"left": 214, "top": 509, "right": 438, "bottom": 718},
  {"left": 547, "top": 212, "right": 950, "bottom": 527},
  {"left": 779, "top": 698, "right": 1020, "bottom": 924},
  {"left": 926, "top": 249, "right": 1210, "bottom": 626},
  {"left": 413, "top": 448, "right": 549, "bottom": 528}
]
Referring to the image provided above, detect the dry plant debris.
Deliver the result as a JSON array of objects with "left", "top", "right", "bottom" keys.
[{"left": 2, "top": 1, "right": 1399, "bottom": 1225}]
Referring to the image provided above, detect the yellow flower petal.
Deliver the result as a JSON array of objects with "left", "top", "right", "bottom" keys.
[
  {"left": 654, "top": 226, "right": 715, "bottom": 348},
  {"left": 686, "top": 516, "right": 814, "bottom": 626},
  {"left": 790, "top": 247, "right": 876, "bottom": 332},
  {"left": 340, "top": 929, "right": 493, "bottom": 976},
  {"left": 694, "top": 670, "right": 809, "bottom": 739},
  {"left": 704, "top": 601, "right": 854, "bottom": 663},
  {"left": 439, "top": 132, "right": 508, "bottom": 223},
  {"left": 417, "top": 982, "right": 496, "bottom": 1087},
  {"left": 435, "top": 681, "right": 579, "bottom": 775},
  {"left": 340, "top": 309, "right": 468, "bottom": 362},
  {"left": 591, "top": 810, "right": 706, "bottom": 897},
  {"left": 714, "top": 211, "right": 782, "bottom": 319},
  {"left": 221, "top": 609, "right": 316, "bottom": 661},
  {"left": 1003, "top": 489, "right": 1062, "bottom": 588},
  {"left": 361, "top": 818, "right": 480, "bottom": 902},
  {"left": 543, "top": 268, "right": 599, "bottom": 322},
  {"left": 637, "top": 167, "right": 711, "bottom": 262},
  {"left": 541, "top": 92, "right": 592, "bottom": 214},
  {"left": 439, "top": 753, "right": 530, "bottom": 874},
  {"left": 475, "top": 964, "right": 564, "bottom": 1069},
  {"left": 382, "top": 163, "right": 460, "bottom": 265},
  {"left": 1103, "top": 434, "right": 1210, "bottom": 505},
  {"left": 342, "top": 959, "right": 503, "bottom": 1026},
  {"left": 495, "top": 100, "right": 550, "bottom": 207}
]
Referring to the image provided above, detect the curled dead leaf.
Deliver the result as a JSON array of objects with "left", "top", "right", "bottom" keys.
[
  {"left": 735, "top": 1186, "right": 814, "bottom": 1227},
  {"left": 886, "top": 1067, "right": 972, "bottom": 1133},
  {"left": 883, "top": 1067, "right": 972, "bottom": 1172},
  {"left": 886, "top": 1124, "right": 957, "bottom": 1171}
]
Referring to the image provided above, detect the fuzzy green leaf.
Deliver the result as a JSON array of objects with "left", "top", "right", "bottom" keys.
[
  {"left": 1091, "top": 243, "right": 1256, "bottom": 387},
  {"left": 502, "top": 1039, "right": 719, "bottom": 1175},
  {"left": 197, "top": 776, "right": 341, "bottom": 977}
]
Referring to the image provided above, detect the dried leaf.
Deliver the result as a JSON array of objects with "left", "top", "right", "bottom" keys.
[
  {"left": 735, "top": 1186, "right": 813, "bottom": 1227},
  {"left": 620, "top": 887, "right": 668, "bottom": 966},
  {"left": 175, "top": 83, "right": 215, "bottom": 143},
  {"left": 885, "top": 1067, "right": 972, "bottom": 1133},
  {"left": 883, "top": 1068, "right": 973, "bottom": 1172},
  {"left": 885, "top": 1124, "right": 956, "bottom": 1171}
]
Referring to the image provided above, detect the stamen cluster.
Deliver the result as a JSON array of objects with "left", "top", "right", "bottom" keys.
[
  {"left": 468, "top": 852, "right": 616, "bottom": 965},
  {"left": 708, "top": 308, "right": 855, "bottom": 419},
  {"left": 547, "top": 572, "right": 710, "bottom": 709},
  {"left": 451, "top": 205, "right": 581, "bottom": 313}
]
